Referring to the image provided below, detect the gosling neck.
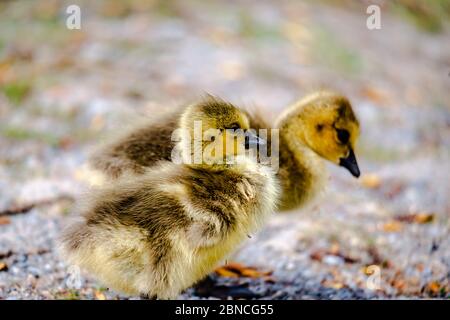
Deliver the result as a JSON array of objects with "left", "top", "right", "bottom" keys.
[{"left": 276, "top": 117, "right": 326, "bottom": 211}]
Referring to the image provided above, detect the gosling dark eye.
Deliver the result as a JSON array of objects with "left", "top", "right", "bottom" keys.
[
  {"left": 316, "top": 124, "right": 324, "bottom": 132},
  {"left": 210, "top": 136, "right": 215, "bottom": 142},
  {"left": 226, "top": 123, "right": 240, "bottom": 130},
  {"left": 337, "top": 129, "right": 350, "bottom": 144}
]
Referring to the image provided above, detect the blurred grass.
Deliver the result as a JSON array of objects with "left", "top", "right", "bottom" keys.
[
  {"left": 392, "top": 0, "right": 450, "bottom": 33},
  {"left": 311, "top": 26, "right": 363, "bottom": 75},
  {"left": 319, "top": 0, "right": 450, "bottom": 33},
  {"left": 1, "top": 126, "right": 60, "bottom": 146},
  {"left": 238, "top": 11, "right": 281, "bottom": 40},
  {"left": 1, "top": 81, "right": 32, "bottom": 105}
]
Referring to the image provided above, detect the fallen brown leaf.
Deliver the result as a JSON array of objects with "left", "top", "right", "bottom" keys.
[
  {"left": 321, "top": 279, "right": 345, "bottom": 290},
  {"left": 215, "top": 267, "right": 239, "bottom": 278},
  {"left": 382, "top": 221, "right": 403, "bottom": 232},
  {"left": 414, "top": 213, "right": 435, "bottom": 224},
  {"left": 0, "top": 216, "right": 11, "bottom": 225},
  {"left": 94, "top": 290, "right": 106, "bottom": 300},
  {"left": 360, "top": 86, "right": 391, "bottom": 105},
  {"left": 215, "top": 263, "right": 273, "bottom": 279},
  {"left": 424, "top": 281, "right": 441, "bottom": 295},
  {"left": 58, "top": 137, "right": 75, "bottom": 150},
  {"left": 0, "top": 262, "right": 8, "bottom": 272},
  {"left": 360, "top": 173, "right": 382, "bottom": 189},
  {"left": 240, "top": 268, "right": 263, "bottom": 278},
  {"left": 0, "top": 251, "right": 13, "bottom": 259},
  {"left": 223, "top": 262, "right": 245, "bottom": 270},
  {"left": 395, "top": 213, "right": 434, "bottom": 224},
  {"left": 310, "top": 249, "right": 326, "bottom": 261},
  {"left": 310, "top": 248, "right": 359, "bottom": 264},
  {"left": 391, "top": 278, "right": 406, "bottom": 292},
  {"left": 0, "top": 59, "right": 13, "bottom": 84}
]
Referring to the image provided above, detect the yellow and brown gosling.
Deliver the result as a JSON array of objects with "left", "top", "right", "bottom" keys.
[
  {"left": 59, "top": 97, "right": 279, "bottom": 299},
  {"left": 268, "top": 91, "right": 360, "bottom": 211}
]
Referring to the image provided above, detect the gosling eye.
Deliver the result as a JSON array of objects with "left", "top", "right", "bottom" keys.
[
  {"left": 210, "top": 136, "right": 216, "bottom": 142},
  {"left": 226, "top": 122, "right": 240, "bottom": 131},
  {"left": 337, "top": 129, "right": 350, "bottom": 144},
  {"left": 316, "top": 124, "right": 324, "bottom": 132}
]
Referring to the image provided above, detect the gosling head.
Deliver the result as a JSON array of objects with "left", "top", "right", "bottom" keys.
[
  {"left": 179, "top": 96, "right": 263, "bottom": 167},
  {"left": 280, "top": 91, "right": 361, "bottom": 178}
]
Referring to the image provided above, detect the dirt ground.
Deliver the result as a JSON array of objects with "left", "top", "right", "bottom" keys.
[{"left": 0, "top": 0, "right": 449, "bottom": 299}]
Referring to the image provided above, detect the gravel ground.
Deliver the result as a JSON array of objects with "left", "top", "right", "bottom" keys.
[{"left": 0, "top": 0, "right": 449, "bottom": 299}]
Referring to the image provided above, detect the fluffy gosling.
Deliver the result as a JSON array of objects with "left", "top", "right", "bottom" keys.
[
  {"left": 270, "top": 91, "right": 360, "bottom": 211},
  {"left": 60, "top": 98, "right": 279, "bottom": 299}
]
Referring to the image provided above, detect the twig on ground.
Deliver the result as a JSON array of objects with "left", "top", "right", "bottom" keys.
[{"left": 0, "top": 195, "right": 74, "bottom": 217}]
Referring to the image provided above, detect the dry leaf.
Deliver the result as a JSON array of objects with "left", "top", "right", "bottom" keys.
[
  {"left": 215, "top": 263, "right": 273, "bottom": 280},
  {"left": 321, "top": 279, "right": 345, "bottom": 290},
  {"left": 0, "top": 262, "right": 8, "bottom": 272},
  {"left": 58, "top": 137, "right": 75, "bottom": 150},
  {"left": 414, "top": 213, "right": 434, "bottom": 224},
  {"left": 382, "top": 221, "right": 403, "bottom": 232},
  {"left": 415, "top": 263, "right": 425, "bottom": 272},
  {"left": 310, "top": 248, "right": 359, "bottom": 264},
  {"left": 360, "top": 173, "right": 382, "bottom": 189},
  {"left": 310, "top": 249, "right": 325, "bottom": 261},
  {"left": 224, "top": 262, "right": 245, "bottom": 270},
  {"left": 392, "top": 279, "right": 406, "bottom": 291},
  {"left": 215, "top": 267, "right": 239, "bottom": 278},
  {"left": 331, "top": 282, "right": 344, "bottom": 289},
  {"left": 395, "top": 213, "right": 434, "bottom": 224},
  {"left": 0, "top": 251, "right": 13, "bottom": 260},
  {"left": 240, "top": 269, "right": 263, "bottom": 278},
  {"left": 0, "top": 216, "right": 11, "bottom": 225},
  {"left": 425, "top": 281, "right": 440, "bottom": 295},
  {"left": 94, "top": 290, "right": 106, "bottom": 300},
  {"left": 0, "top": 60, "right": 13, "bottom": 84},
  {"left": 360, "top": 86, "right": 391, "bottom": 105}
]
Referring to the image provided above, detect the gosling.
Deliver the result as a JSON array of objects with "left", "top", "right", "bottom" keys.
[
  {"left": 270, "top": 91, "right": 360, "bottom": 211},
  {"left": 59, "top": 97, "right": 279, "bottom": 299}
]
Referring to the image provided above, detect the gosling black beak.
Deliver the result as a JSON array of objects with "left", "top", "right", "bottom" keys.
[
  {"left": 245, "top": 131, "right": 266, "bottom": 150},
  {"left": 339, "top": 148, "right": 360, "bottom": 178}
]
